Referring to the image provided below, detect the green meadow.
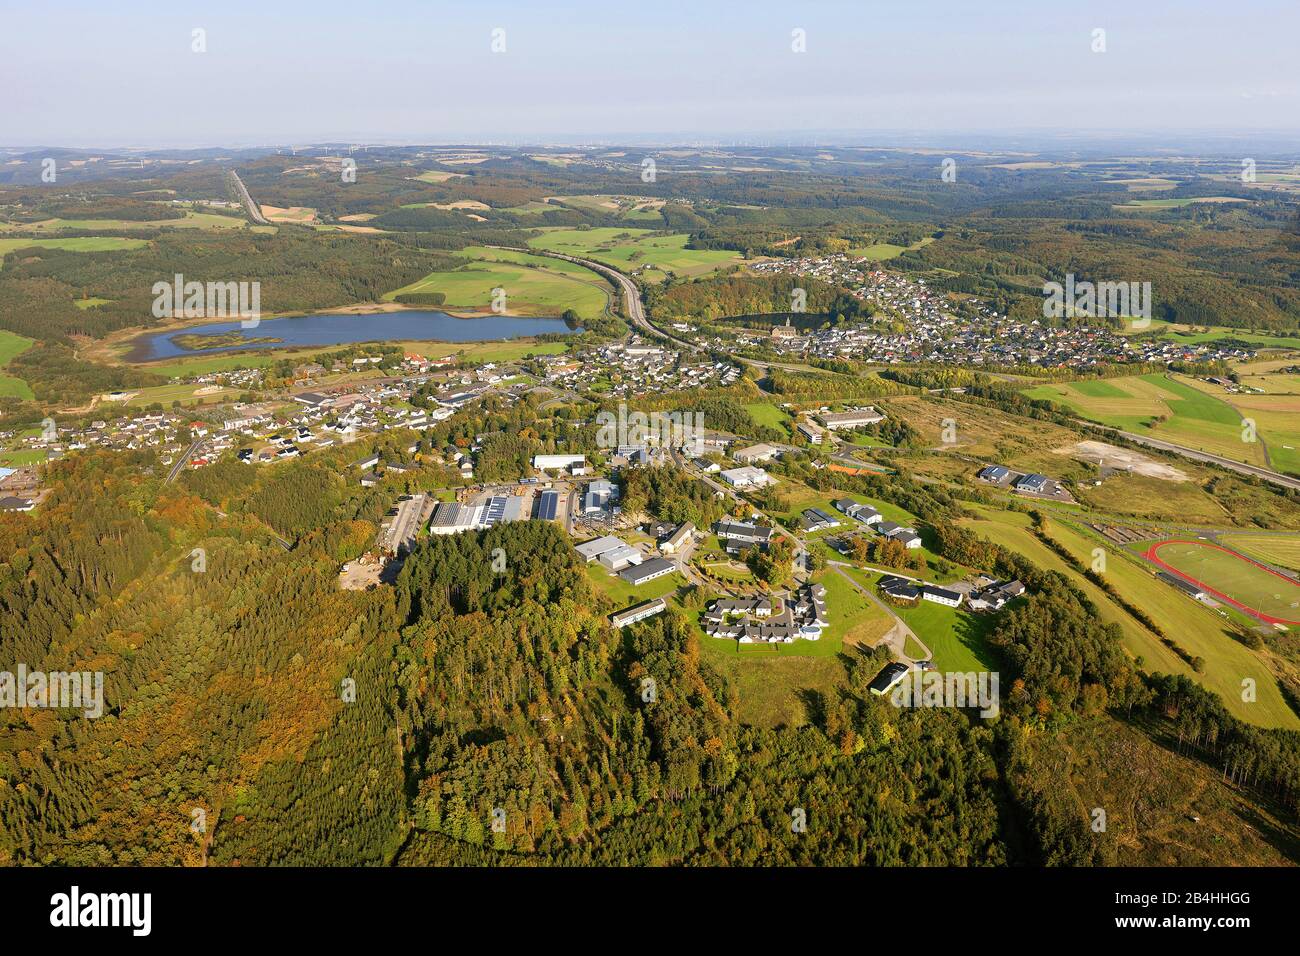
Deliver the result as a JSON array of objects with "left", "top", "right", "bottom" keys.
[
  {"left": 0, "top": 330, "right": 35, "bottom": 399},
  {"left": 0, "top": 236, "right": 149, "bottom": 267},
  {"left": 385, "top": 246, "right": 612, "bottom": 319},
  {"left": 526, "top": 227, "right": 746, "bottom": 281},
  {"left": 0, "top": 211, "right": 274, "bottom": 233},
  {"left": 1024, "top": 372, "right": 1268, "bottom": 467}
]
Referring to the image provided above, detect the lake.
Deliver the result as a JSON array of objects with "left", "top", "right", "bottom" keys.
[{"left": 129, "top": 310, "right": 581, "bottom": 361}]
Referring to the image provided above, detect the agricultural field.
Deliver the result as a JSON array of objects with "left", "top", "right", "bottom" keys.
[
  {"left": 0, "top": 210, "right": 275, "bottom": 233},
  {"left": 1114, "top": 196, "right": 1250, "bottom": 209},
  {"left": 526, "top": 227, "right": 747, "bottom": 281},
  {"left": 1144, "top": 539, "right": 1300, "bottom": 625},
  {"left": 410, "top": 170, "right": 466, "bottom": 183},
  {"left": 384, "top": 245, "right": 612, "bottom": 319},
  {"left": 1179, "top": 376, "right": 1300, "bottom": 476},
  {"left": 0, "top": 236, "right": 150, "bottom": 266},
  {"left": 0, "top": 329, "right": 34, "bottom": 399},
  {"left": 1024, "top": 373, "right": 1268, "bottom": 467},
  {"left": 549, "top": 195, "right": 666, "bottom": 221}
]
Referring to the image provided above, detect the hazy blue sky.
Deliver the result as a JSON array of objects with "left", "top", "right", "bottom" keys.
[{"left": 4, "top": 0, "right": 1297, "bottom": 146}]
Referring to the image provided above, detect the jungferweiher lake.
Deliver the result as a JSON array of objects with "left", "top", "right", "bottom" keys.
[{"left": 130, "top": 310, "right": 581, "bottom": 361}]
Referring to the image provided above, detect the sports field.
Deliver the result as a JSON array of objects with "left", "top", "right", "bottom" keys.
[
  {"left": 961, "top": 507, "right": 1299, "bottom": 729},
  {"left": 1144, "top": 539, "right": 1300, "bottom": 625},
  {"left": 384, "top": 246, "right": 612, "bottom": 319},
  {"left": 742, "top": 401, "right": 792, "bottom": 431},
  {"left": 526, "top": 227, "right": 745, "bottom": 281}
]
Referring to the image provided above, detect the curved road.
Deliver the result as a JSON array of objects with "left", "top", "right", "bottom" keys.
[{"left": 501, "top": 246, "right": 812, "bottom": 375}]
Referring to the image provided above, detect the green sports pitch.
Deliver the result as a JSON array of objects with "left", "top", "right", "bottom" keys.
[{"left": 1144, "top": 539, "right": 1300, "bottom": 625}]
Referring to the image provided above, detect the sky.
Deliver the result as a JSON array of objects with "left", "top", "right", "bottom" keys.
[{"left": 3, "top": 0, "right": 1298, "bottom": 147}]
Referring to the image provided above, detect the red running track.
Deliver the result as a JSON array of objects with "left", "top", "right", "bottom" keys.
[{"left": 1142, "top": 538, "right": 1300, "bottom": 626}]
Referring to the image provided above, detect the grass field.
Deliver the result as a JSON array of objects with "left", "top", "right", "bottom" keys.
[
  {"left": 140, "top": 338, "right": 569, "bottom": 378},
  {"left": 122, "top": 382, "right": 241, "bottom": 408},
  {"left": 0, "top": 236, "right": 150, "bottom": 267},
  {"left": 847, "top": 568, "right": 997, "bottom": 673},
  {"left": 845, "top": 237, "right": 935, "bottom": 260},
  {"left": 742, "top": 401, "right": 792, "bottom": 431},
  {"left": 585, "top": 563, "right": 682, "bottom": 607},
  {"left": 685, "top": 568, "right": 895, "bottom": 729},
  {"left": 0, "top": 211, "right": 274, "bottom": 233},
  {"left": 1217, "top": 534, "right": 1300, "bottom": 572},
  {"left": 384, "top": 246, "right": 611, "bottom": 319},
  {"left": 1040, "top": 520, "right": 1299, "bottom": 730},
  {"left": 960, "top": 508, "right": 1299, "bottom": 728},
  {"left": 1181, "top": 378, "right": 1300, "bottom": 476},
  {"left": 0, "top": 330, "right": 34, "bottom": 399},
  {"left": 526, "top": 227, "right": 746, "bottom": 281},
  {"left": 0, "top": 449, "right": 46, "bottom": 466},
  {"left": 1024, "top": 372, "right": 1267, "bottom": 467},
  {"left": 550, "top": 195, "right": 666, "bottom": 221},
  {"left": 1115, "top": 196, "right": 1250, "bottom": 209},
  {"left": 1145, "top": 539, "right": 1300, "bottom": 625}
]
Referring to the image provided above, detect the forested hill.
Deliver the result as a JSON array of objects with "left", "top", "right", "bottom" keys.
[{"left": 2, "top": 453, "right": 1298, "bottom": 866}]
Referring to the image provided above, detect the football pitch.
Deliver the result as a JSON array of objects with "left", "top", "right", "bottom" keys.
[{"left": 1144, "top": 539, "right": 1300, "bottom": 625}]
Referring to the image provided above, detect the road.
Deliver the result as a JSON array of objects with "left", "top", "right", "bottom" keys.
[
  {"left": 167, "top": 438, "right": 205, "bottom": 482},
  {"left": 228, "top": 169, "right": 270, "bottom": 225},
  {"left": 829, "top": 562, "right": 931, "bottom": 664},
  {"left": 1105, "top": 427, "right": 1300, "bottom": 492},
  {"left": 543, "top": 236, "right": 1300, "bottom": 496},
  {"left": 500, "top": 246, "right": 812, "bottom": 375}
]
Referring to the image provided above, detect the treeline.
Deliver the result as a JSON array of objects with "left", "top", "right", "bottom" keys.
[
  {"left": 644, "top": 274, "right": 843, "bottom": 323},
  {"left": 0, "top": 231, "right": 455, "bottom": 342},
  {"left": 767, "top": 368, "right": 911, "bottom": 402}
]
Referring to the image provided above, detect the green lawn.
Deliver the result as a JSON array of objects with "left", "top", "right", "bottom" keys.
[
  {"left": 0, "top": 449, "right": 46, "bottom": 466},
  {"left": 847, "top": 569, "right": 997, "bottom": 673},
  {"left": 743, "top": 402, "right": 792, "bottom": 432},
  {"left": 585, "top": 562, "right": 682, "bottom": 607}
]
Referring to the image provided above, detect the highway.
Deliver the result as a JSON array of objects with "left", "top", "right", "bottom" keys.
[
  {"left": 228, "top": 169, "right": 270, "bottom": 225},
  {"left": 500, "top": 246, "right": 812, "bottom": 375}
]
